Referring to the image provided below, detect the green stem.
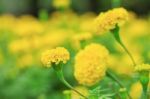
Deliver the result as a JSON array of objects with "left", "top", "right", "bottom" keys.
[
  {"left": 140, "top": 72, "right": 149, "bottom": 99},
  {"left": 106, "top": 71, "right": 132, "bottom": 99},
  {"left": 63, "top": 90, "right": 71, "bottom": 99},
  {"left": 111, "top": 25, "right": 136, "bottom": 66},
  {"left": 53, "top": 65, "right": 88, "bottom": 99}
]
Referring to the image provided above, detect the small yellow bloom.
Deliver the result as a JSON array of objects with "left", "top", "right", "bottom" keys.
[
  {"left": 41, "top": 47, "right": 70, "bottom": 68},
  {"left": 72, "top": 32, "right": 92, "bottom": 50},
  {"left": 94, "top": 7, "right": 128, "bottom": 34},
  {"left": 74, "top": 43, "right": 109, "bottom": 86},
  {"left": 53, "top": 0, "right": 70, "bottom": 8},
  {"left": 130, "top": 82, "right": 142, "bottom": 99},
  {"left": 134, "top": 64, "right": 150, "bottom": 72}
]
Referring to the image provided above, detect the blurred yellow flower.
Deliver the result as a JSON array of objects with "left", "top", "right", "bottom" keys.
[
  {"left": 74, "top": 43, "right": 109, "bottom": 86},
  {"left": 108, "top": 54, "right": 140, "bottom": 76},
  {"left": 14, "top": 17, "right": 44, "bottom": 37},
  {"left": 17, "top": 54, "right": 33, "bottom": 69},
  {"left": 0, "top": 14, "right": 16, "bottom": 30},
  {"left": 8, "top": 38, "right": 31, "bottom": 53},
  {"left": 130, "top": 82, "right": 142, "bottom": 99},
  {"left": 94, "top": 7, "right": 128, "bottom": 34},
  {"left": 41, "top": 47, "right": 70, "bottom": 68},
  {"left": 135, "top": 64, "right": 150, "bottom": 72},
  {"left": 72, "top": 32, "right": 92, "bottom": 50},
  {"left": 53, "top": 0, "right": 70, "bottom": 8},
  {"left": 71, "top": 86, "right": 89, "bottom": 99},
  {"left": 41, "top": 30, "right": 69, "bottom": 47}
]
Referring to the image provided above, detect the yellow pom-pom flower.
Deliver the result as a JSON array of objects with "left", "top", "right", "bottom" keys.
[
  {"left": 134, "top": 64, "right": 150, "bottom": 72},
  {"left": 94, "top": 7, "right": 128, "bottom": 34},
  {"left": 41, "top": 47, "right": 70, "bottom": 68},
  {"left": 74, "top": 43, "right": 109, "bottom": 86}
]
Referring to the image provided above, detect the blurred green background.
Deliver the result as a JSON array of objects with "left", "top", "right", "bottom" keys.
[
  {"left": 0, "top": 0, "right": 150, "bottom": 99},
  {"left": 0, "top": 0, "right": 150, "bottom": 16}
]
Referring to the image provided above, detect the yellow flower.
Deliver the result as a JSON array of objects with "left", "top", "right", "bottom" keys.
[
  {"left": 71, "top": 32, "right": 92, "bottom": 50},
  {"left": 8, "top": 38, "right": 31, "bottom": 53},
  {"left": 53, "top": 0, "right": 70, "bottom": 8},
  {"left": 0, "top": 14, "right": 16, "bottom": 31},
  {"left": 17, "top": 54, "right": 33, "bottom": 69},
  {"left": 41, "top": 47, "right": 70, "bottom": 68},
  {"left": 74, "top": 43, "right": 109, "bottom": 86},
  {"left": 130, "top": 82, "right": 142, "bottom": 99},
  {"left": 14, "top": 17, "right": 44, "bottom": 37},
  {"left": 134, "top": 64, "right": 150, "bottom": 72},
  {"left": 94, "top": 7, "right": 128, "bottom": 34},
  {"left": 71, "top": 86, "right": 89, "bottom": 99}
]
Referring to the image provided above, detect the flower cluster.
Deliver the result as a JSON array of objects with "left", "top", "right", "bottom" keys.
[
  {"left": 41, "top": 47, "right": 70, "bottom": 67},
  {"left": 94, "top": 7, "right": 128, "bottom": 34}
]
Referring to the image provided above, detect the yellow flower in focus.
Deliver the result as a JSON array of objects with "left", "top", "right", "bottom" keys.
[
  {"left": 41, "top": 47, "right": 70, "bottom": 68},
  {"left": 94, "top": 7, "right": 128, "bottom": 34},
  {"left": 53, "top": 0, "right": 70, "bottom": 8},
  {"left": 135, "top": 64, "right": 150, "bottom": 72},
  {"left": 130, "top": 82, "right": 142, "bottom": 99},
  {"left": 71, "top": 86, "right": 89, "bottom": 99},
  {"left": 74, "top": 43, "right": 109, "bottom": 86}
]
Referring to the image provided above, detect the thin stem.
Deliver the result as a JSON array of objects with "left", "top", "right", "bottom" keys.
[
  {"left": 56, "top": 70, "right": 88, "bottom": 99},
  {"left": 111, "top": 25, "right": 136, "bottom": 66},
  {"left": 106, "top": 71, "right": 132, "bottom": 99},
  {"left": 106, "top": 71, "right": 124, "bottom": 87},
  {"left": 140, "top": 72, "right": 149, "bottom": 99}
]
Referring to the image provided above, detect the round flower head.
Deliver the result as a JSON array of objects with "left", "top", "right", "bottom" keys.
[
  {"left": 74, "top": 43, "right": 109, "bottom": 86},
  {"left": 94, "top": 7, "right": 128, "bottom": 34},
  {"left": 134, "top": 64, "right": 150, "bottom": 72},
  {"left": 41, "top": 47, "right": 70, "bottom": 68}
]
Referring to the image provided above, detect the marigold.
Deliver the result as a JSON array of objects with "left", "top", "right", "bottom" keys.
[
  {"left": 74, "top": 43, "right": 109, "bottom": 86},
  {"left": 41, "top": 47, "right": 70, "bottom": 68},
  {"left": 134, "top": 64, "right": 150, "bottom": 72},
  {"left": 94, "top": 7, "right": 128, "bottom": 34}
]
